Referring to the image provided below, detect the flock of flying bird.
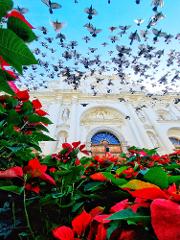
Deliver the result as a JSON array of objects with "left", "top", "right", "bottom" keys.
[{"left": 13, "top": 0, "right": 180, "bottom": 100}]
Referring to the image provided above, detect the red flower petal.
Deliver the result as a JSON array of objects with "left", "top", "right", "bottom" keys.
[
  {"left": 90, "top": 206, "right": 104, "bottom": 217},
  {"left": 0, "top": 166, "right": 23, "bottom": 178},
  {"left": 93, "top": 214, "right": 111, "bottom": 224},
  {"left": 72, "top": 141, "right": 81, "bottom": 148},
  {"left": 81, "top": 150, "right": 89, "bottom": 155},
  {"left": 79, "top": 144, "right": 85, "bottom": 150},
  {"left": 25, "top": 183, "right": 40, "bottom": 194},
  {"left": 40, "top": 173, "right": 56, "bottom": 185},
  {"left": 118, "top": 229, "right": 136, "bottom": 240},
  {"left": 62, "top": 143, "right": 72, "bottom": 149},
  {"left": 6, "top": 70, "right": 17, "bottom": 79},
  {"left": 90, "top": 173, "right": 107, "bottom": 182},
  {"left": 8, "top": 81, "right": 19, "bottom": 93},
  {"left": 24, "top": 158, "right": 56, "bottom": 187},
  {"left": 110, "top": 199, "right": 129, "bottom": 213},
  {"left": 0, "top": 56, "right": 9, "bottom": 68},
  {"left": 16, "top": 90, "right": 30, "bottom": 101},
  {"left": 131, "top": 198, "right": 150, "bottom": 212},
  {"left": 72, "top": 210, "right": 92, "bottom": 236},
  {"left": 32, "top": 99, "right": 42, "bottom": 109},
  {"left": 49, "top": 167, "right": 56, "bottom": 173},
  {"left": 151, "top": 199, "right": 180, "bottom": 240},
  {"left": 7, "top": 10, "right": 34, "bottom": 29},
  {"left": 52, "top": 226, "right": 74, "bottom": 240},
  {"left": 129, "top": 187, "right": 168, "bottom": 200},
  {"left": 35, "top": 108, "right": 47, "bottom": 116},
  {"left": 166, "top": 184, "right": 180, "bottom": 202},
  {"left": 95, "top": 223, "right": 107, "bottom": 240}
]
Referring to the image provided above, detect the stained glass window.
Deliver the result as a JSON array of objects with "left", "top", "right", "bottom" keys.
[{"left": 91, "top": 132, "right": 120, "bottom": 145}]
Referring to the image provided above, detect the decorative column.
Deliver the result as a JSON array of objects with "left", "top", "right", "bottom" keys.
[
  {"left": 143, "top": 107, "right": 173, "bottom": 153},
  {"left": 44, "top": 97, "right": 62, "bottom": 154},
  {"left": 69, "top": 96, "right": 79, "bottom": 142},
  {"left": 125, "top": 102, "right": 149, "bottom": 148},
  {"left": 127, "top": 103, "right": 152, "bottom": 148}
]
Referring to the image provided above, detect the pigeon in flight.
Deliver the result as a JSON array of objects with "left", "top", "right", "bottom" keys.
[{"left": 41, "top": 0, "right": 61, "bottom": 14}]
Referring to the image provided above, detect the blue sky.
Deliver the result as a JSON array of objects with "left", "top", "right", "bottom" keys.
[{"left": 13, "top": 0, "right": 180, "bottom": 93}]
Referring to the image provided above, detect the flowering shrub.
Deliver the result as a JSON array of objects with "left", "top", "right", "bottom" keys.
[{"left": 0, "top": 1, "right": 179, "bottom": 240}]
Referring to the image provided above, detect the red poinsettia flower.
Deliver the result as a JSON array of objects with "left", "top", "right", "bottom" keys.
[
  {"left": 49, "top": 167, "right": 57, "bottom": 173},
  {"left": 169, "top": 149, "right": 180, "bottom": 156},
  {"left": 32, "top": 99, "right": 42, "bottom": 109},
  {"left": 25, "top": 183, "right": 40, "bottom": 194},
  {"left": 94, "top": 155, "right": 104, "bottom": 164},
  {"left": 24, "top": 158, "right": 56, "bottom": 185},
  {"left": 62, "top": 142, "right": 89, "bottom": 157},
  {"left": 72, "top": 210, "right": 92, "bottom": 236},
  {"left": 121, "top": 168, "right": 138, "bottom": 179},
  {"left": 52, "top": 226, "right": 74, "bottom": 240},
  {"left": 32, "top": 99, "right": 48, "bottom": 116},
  {"left": 166, "top": 183, "right": 180, "bottom": 202},
  {"left": 7, "top": 10, "right": 34, "bottom": 29},
  {"left": 0, "top": 166, "right": 23, "bottom": 178},
  {"left": 79, "top": 143, "right": 89, "bottom": 155},
  {"left": 16, "top": 90, "right": 30, "bottom": 102},
  {"left": 72, "top": 141, "right": 81, "bottom": 148},
  {"left": 90, "top": 172, "right": 107, "bottom": 182},
  {"left": 151, "top": 199, "right": 180, "bottom": 240}
]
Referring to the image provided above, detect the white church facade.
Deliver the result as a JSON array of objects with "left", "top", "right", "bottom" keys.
[{"left": 30, "top": 80, "right": 180, "bottom": 156}]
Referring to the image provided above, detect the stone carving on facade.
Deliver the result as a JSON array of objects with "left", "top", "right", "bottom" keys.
[
  {"left": 81, "top": 108, "right": 124, "bottom": 125},
  {"left": 61, "top": 107, "right": 70, "bottom": 122}
]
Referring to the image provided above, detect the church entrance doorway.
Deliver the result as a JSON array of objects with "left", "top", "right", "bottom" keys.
[{"left": 91, "top": 131, "right": 122, "bottom": 158}]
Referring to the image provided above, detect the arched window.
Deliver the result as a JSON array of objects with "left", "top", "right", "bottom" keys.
[
  {"left": 91, "top": 131, "right": 121, "bottom": 157},
  {"left": 169, "top": 137, "right": 180, "bottom": 149},
  {"left": 91, "top": 131, "right": 120, "bottom": 145}
]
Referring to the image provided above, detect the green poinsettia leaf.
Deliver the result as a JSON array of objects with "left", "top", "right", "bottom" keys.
[
  {"left": 144, "top": 167, "right": 169, "bottom": 189},
  {"left": 84, "top": 181, "right": 105, "bottom": 192},
  {"left": 102, "top": 172, "right": 127, "bottom": 186},
  {"left": 31, "top": 132, "right": 54, "bottom": 142},
  {"left": 0, "top": 185, "right": 24, "bottom": 195},
  {"left": 107, "top": 221, "right": 120, "bottom": 240},
  {"left": 0, "top": 70, "right": 15, "bottom": 94},
  {"left": 28, "top": 114, "right": 53, "bottom": 124},
  {"left": 107, "top": 208, "right": 150, "bottom": 223},
  {"left": 7, "top": 16, "right": 37, "bottom": 42},
  {"left": 0, "top": 29, "right": 38, "bottom": 74},
  {"left": 0, "top": 103, "right": 6, "bottom": 114},
  {"left": 0, "top": 0, "right": 13, "bottom": 21},
  {"left": 7, "top": 109, "right": 22, "bottom": 125},
  {"left": 168, "top": 175, "right": 180, "bottom": 185}
]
